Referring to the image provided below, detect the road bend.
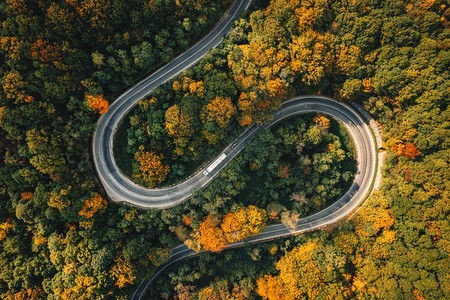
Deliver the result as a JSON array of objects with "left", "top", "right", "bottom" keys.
[{"left": 90, "top": 0, "right": 379, "bottom": 298}]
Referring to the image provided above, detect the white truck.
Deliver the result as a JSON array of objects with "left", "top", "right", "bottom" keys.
[{"left": 203, "top": 153, "right": 227, "bottom": 176}]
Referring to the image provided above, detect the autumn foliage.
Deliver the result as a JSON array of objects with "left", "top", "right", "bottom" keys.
[
  {"left": 109, "top": 256, "right": 136, "bottom": 288},
  {"left": 3, "top": 287, "right": 45, "bottom": 300},
  {"left": 256, "top": 275, "right": 289, "bottom": 300},
  {"left": 186, "top": 206, "right": 267, "bottom": 252},
  {"left": 392, "top": 142, "right": 421, "bottom": 159},
  {"left": 313, "top": 114, "right": 330, "bottom": 133},
  {"left": 134, "top": 149, "right": 170, "bottom": 188},
  {"left": 202, "top": 96, "right": 236, "bottom": 128},
  {"left": 85, "top": 94, "right": 109, "bottom": 114},
  {"left": 0, "top": 218, "right": 14, "bottom": 241},
  {"left": 165, "top": 104, "right": 194, "bottom": 137},
  {"left": 78, "top": 194, "right": 107, "bottom": 219},
  {"left": 30, "top": 39, "right": 63, "bottom": 65},
  {"left": 48, "top": 186, "right": 72, "bottom": 212},
  {"left": 198, "top": 216, "right": 227, "bottom": 252},
  {"left": 257, "top": 242, "right": 339, "bottom": 300},
  {"left": 2, "top": 71, "right": 34, "bottom": 104}
]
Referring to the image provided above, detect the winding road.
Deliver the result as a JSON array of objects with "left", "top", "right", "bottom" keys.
[{"left": 91, "top": 0, "right": 380, "bottom": 299}]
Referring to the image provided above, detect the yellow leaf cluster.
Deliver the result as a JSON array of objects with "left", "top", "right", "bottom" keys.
[
  {"left": 0, "top": 218, "right": 14, "bottom": 241},
  {"left": 2, "top": 71, "right": 34, "bottom": 104},
  {"left": 0, "top": 106, "right": 5, "bottom": 125},
  {"left": 55, "top": 275, "right": 97, "bottom": 300},
  {"left": 202, "top": 96, "right": 236, "bottom": 128},
  {"left": 257, "top": 242, "right": 336, "bottom": 300},
  {"left": 188, "top": 81, "right": 205, "bottom": 97},
  {"left": 134, "top": 150, "right": 170, "bottom": 188},
  {"left": 338, "top": 44, "right": 362, "bottom": 76},
  {"left": 289, "top": 31, "right": 332, "bottom": 86},
  {"left": 48, "top": 186, "right": 72, "bottom": 212},
  {"left": 33, "top": 234, "right": 47, "bottom": 246},
  {"left": 5, "top": 0, "right": 28, "bottom": 15},
  {"left": 165, "top": 104, "right": 194, "bottom": 137},
  {"left": 2, "top": 287, "right": 45, "bottom": 300},
  {"left": 109, "top": 256, "right": 136, "bottom": 288},
  {"left": 78, "top": 194, "right": 107, "bottom": 219},
  {"left": 257, "top": 275, "right": 291, "bottom": 300},
  {"left": 0, "top": 36, "right": 21, "bottom": 60},
  {"left": 313, "top": 114, "right": 330, "bottom": 129}
]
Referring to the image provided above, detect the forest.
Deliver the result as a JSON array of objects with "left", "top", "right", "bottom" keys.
[{"left": 0, "top": 0, "right": 449, "bottom": 299}]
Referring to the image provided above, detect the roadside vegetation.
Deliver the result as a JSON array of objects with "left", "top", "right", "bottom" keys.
[
  {"left": 0, "top": 0, "right": 448, "bottom": 299},
  {"left": 146, "top": 0, "right": 450, "bottom": 298}
]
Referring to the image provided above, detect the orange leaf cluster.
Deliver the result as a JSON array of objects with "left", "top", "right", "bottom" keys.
[
  {"left": 30, "top": 39, "right": 62, "bottom": 64},
  {"left": 392, "top": 142, "right": 421, "bottom": 159},
  {"left": 257, "top": 275, "right": 289, "bottom": 300},
  {"left": 198, "top": 216, "right": 226, "bottom": 252},
  {"left": 78, "top": 194, "right": 107, "bottom": 219},
  {"left": 134, "top": 149, "right": 170, "bottom": 188},
  {"left": 277, "top": 164, "right": 290, "bottom": 179},
  {"left": 183, "top": 215, "right": 194, "bottom": 226},
  {"left": 188, "top": 206, "right": 267, "bottom": 252},
  {"left": 85, "top": 94, "right": 109, "bottom": 114},
  {"left": 21, "top": 192, "right": 34, "bottom": 200}
]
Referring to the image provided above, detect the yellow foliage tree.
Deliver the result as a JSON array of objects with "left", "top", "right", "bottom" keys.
[
  {"left": 48, "top": 186, "right": 72, "bottom": 211},
  {"left": 55, "top": 275, "right": 99, "bottom": 300},
  {"left": 2, "top": 71, "right": 34, "bottom": 104},
  {"left": 257, "top": 275, "right": 291, "bottom": 300},
  {"left": 79, "top": 194, "right": 107, "bottom": 219},
  {"left": 134, "top": 149, "right": 170, "bottom": 188},
  {"left": 2, "top": 287, "right": 45, "bottom": 300},
  {"left": 165, "top": 104, "right": 194, "bottom": 137},
  {"left": 0, "top": 36, "right": 22, "bottom": 60},
  {"left": 0, "top": 106, "right": 5, "bottom": 125},
  {"left": 85, "top": 94, "right": 109, "bottom": 114},
  {"left": 0, "top": 218, "right": 14, "bottom": 241},
  {"left": 109, "top": 256, "right": 136, "bottom": 288},
  {"left": 198, "top": 280, "right": 231, "bottom": 300},
  {"left": 5, "top": 0, "right": 28, "bottom": 15},
  {"left": 338, "top": 44, "right": 362, "bottom": 76},
  {"left": 257, "top": 242, "right": 327, "bottom": 299},
  {"left": 202, "top": 97, "right": 236, "bottom": 128}
]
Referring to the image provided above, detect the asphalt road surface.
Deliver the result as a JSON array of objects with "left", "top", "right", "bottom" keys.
[
  {"left": 92, "top": 0, "right": 252, "bottom": 209},
  {"left": 90, "top": 0, "right": 378, "bottom": 298},
  {"left": 129, "top": 95, "right": 377, "bottom": 299}
]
